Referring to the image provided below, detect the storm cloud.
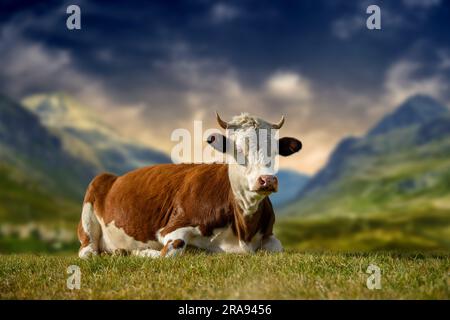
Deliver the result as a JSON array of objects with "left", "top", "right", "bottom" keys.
[{"left": 0, "top": 0, "right": 449, "bottom": 173}]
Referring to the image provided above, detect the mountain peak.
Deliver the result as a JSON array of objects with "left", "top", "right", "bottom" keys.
[
  {"left": 21, "top": 92, "right": 171, "bottom": 174},
  {"left": 368, "top": 95, "right": 449, "bottom": 136},
  {"left": 22, "top": 93, "right": 109, "bottom": 132}
]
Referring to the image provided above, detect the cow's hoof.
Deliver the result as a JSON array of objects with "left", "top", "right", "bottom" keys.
[{"left": 79, "top": 245, "right": 98, "bottom": 259}]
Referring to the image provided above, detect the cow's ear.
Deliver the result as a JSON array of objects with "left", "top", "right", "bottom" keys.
[
  {"left": 206, "top": 133, "right": 228, "bottom": 153},
  {"left": 279, "top": 137, "right": 302, "bottom": 156}
]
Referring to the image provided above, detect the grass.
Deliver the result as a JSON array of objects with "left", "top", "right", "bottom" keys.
[{"left": 0, "top": 251, "right": 448, "bottom": 299}]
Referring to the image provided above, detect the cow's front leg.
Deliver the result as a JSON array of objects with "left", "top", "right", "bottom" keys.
[
  {"left": 131, "top": 241, "right": 186, "bottom": 258},
  {"left": 161, "top": 239, "right": 186, "bottom": 257},
  {"left": 261, "top": 235, "right": 283, "bottom": 252},
  {"left": 158, "top": 226, "right": 196, "bottom": 257}
]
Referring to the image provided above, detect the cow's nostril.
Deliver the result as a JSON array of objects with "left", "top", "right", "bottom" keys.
[{"left": 258, "top": 177, "right": 267, "bottom": 186}]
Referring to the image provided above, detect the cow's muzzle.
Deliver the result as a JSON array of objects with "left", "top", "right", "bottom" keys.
[{"left": 253, "top": 175, "right": 278, "bottom": 194}]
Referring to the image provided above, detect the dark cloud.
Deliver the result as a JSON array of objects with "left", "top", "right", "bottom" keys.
[{"left": 0, "top": 0, "right": 449, "bottom": 173}]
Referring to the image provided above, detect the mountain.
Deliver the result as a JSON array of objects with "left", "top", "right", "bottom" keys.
[
  {"left": 22, "top": 93, "right": 171, "bottom": 175},
  {"left": 296, "top": 95, "right": 450, "bottom": 200},
  {"left": 287, "top": 95, "right": 450, "bottom": 215},
  {"left": 368, "top": 95, "right": 449, "bottom": 136},
  {"left": 270, "top": 170, "right": 309, "bottom": 209},
  {"left": 278, "top": 95, "right": 450, "bottom": 251},
  {"left": 0, "top": 94, "right": 95, "bottom": 195},
  {"left": 0, "top": 94, "right": 94, "bottom": 223}
]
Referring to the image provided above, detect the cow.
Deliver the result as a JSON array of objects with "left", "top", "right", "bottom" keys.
[{"left": 77, "top": 113, "right": 302, "bottom": 258}]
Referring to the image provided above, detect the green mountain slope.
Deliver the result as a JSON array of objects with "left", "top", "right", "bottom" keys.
[
  {"left": 279, "top": 95, "right": 450, "bottom": 251},
  {"left": 0, "top": 94, "right": 95, "bottom": 199},
  {"left": 0, "top": 94, "right": 91, "bottom": 227},
  {"left": 284, "top": 125, "right": 450, "bottom": 217},
  {"left": 0, "top": 164, "right": 80, "bottom": 224}
]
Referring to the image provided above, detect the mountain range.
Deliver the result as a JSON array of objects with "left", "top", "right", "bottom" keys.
[
  {"left": 278, "top": 94, "right": 450, "bottom": 250},
  {"left": 295, "top": 95, "right": 450, "bottom": 200},
  {"left": 0, "top": 94, "right": 92, "bottom": 223}
]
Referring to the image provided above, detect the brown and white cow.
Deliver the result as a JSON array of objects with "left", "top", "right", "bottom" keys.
[{"left": 77, "top": 113, "right": 302, "bottom": 258}]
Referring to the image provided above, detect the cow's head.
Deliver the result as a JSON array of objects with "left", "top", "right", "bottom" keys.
[{"left": 207, "top": 113, "right": 302, "bottom": 199}]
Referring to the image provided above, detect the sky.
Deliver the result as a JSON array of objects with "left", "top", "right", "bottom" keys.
[{"left": 1, "top": 0, "right": 449, "bottom": 174}]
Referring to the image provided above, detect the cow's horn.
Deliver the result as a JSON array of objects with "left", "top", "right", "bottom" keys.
[
  {"left": 216, "top": 112, "right": 229, "bottom": 129},
  {"left": 272, "top": 115, "right": 285, "bottom": 129}
]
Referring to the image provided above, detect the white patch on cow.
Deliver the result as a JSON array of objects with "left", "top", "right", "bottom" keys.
[
  {"left": 164, "top": 241, "right": 186, "bottom": 257},
  {"left": 81, "top": 203, "right": 92, "bottom": 236},
  {"left": 210, "top": 227, "right": 263, "bottom": 253},
  {"left": 81, "top": 203, "right": 101, "bottom": 245},
  {"left": 158, "top": 225, "right": 263, "bottom": 254},
  {"left": 97, "top": 217, "right": 162, "bottom": 253},
  {"left": 79, "top": 244, "right": 98, "bottom": 259},
  {"left": 178, "top": 225, "right": 264, "bottom": 253},
  {"left": 156, "top": 226, "right": 197, "bottom": 257},
  {"left": 158, "top": 226, "right": 200, "bottom": 245},
  {"left": 261, "top": 235, "right": 283, "bottom": 252},
  {"left": 79, "top": 202, "right": 101, "bottom": 258}
]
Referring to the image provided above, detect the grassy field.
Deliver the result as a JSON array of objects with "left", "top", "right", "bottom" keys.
[{"left": 0, "top": 251, "right": 448, "bottom": 299}]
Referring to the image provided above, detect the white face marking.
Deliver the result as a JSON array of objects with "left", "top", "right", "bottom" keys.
[
  {"left": 226, "top": 126, "right": 279, "bottom": 216},
  {"left": 228, "top": 126, "right": 279, "bottom": 191}
]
